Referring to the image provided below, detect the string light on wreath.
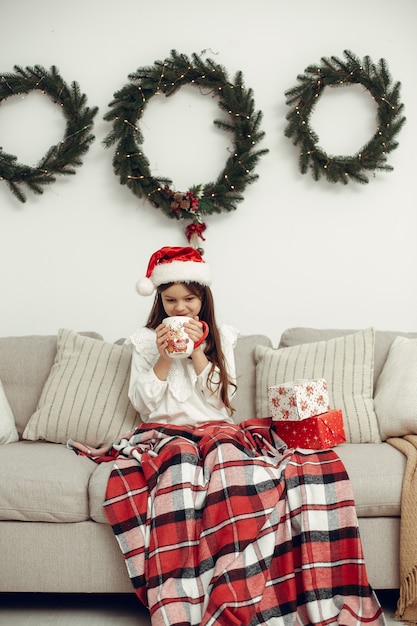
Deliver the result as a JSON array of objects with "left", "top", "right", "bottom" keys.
[
  {"left": 103, "top": 49, "right": 268, "bottom": 247},
  {"left": 0, "top": 65, "right": 98, "bottom": 202},
  {"left": 284, "top": 50, "right": 406, "bottom": 184}
]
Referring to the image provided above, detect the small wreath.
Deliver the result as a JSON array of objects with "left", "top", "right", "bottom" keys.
[
  {"left": 103, "top": 49, "right": 268, "bottom": 244},
  {"left": 284, "top": 50, "right": 406, "bottom": 184},
  {"left": 0, "top": 65, "right": 98, "bottom": 202}
]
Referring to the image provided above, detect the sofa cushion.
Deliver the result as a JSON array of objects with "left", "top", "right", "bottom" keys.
[
  {"left": 374, "top": 337, "right": 417, "bottom": 440},
  {"left": 279, "top": 327, "right": 417, "bottom": 391},
  {"left": 0, "top": 332, "right": 103, "bottom": 436},
  {"left": 255, "top": 328, "right": 380, "bottom": 443},
  {"left": 88, "top": 442, "right": 404, "bottom": 523},
  {"left": 23, "top": 329, "right": 140, "bottom": 448},
  {"left": 0, "top": 378, "right": 18, "bottom": 444},
  {"left": 89, "top": 461, "right": 116, "bottom": 523},
  {"left": 336, "top": 443, "right": 405, "bottom": 517},
  {"left": 0, "top": 440, "right": 95, "bottom": 522}
]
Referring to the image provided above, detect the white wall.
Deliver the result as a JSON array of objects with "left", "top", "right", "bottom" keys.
[{"left": 1, "top": 0, "right": 416, "bottom": 343}]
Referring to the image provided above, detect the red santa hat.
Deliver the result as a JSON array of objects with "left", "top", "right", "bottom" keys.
[{"left": 136, "top": 246, "right": 212, "bottom": 296}]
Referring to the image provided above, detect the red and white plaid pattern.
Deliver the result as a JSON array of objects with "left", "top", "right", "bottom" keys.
[{"left": 103, "top": 419, "right": 384, "bottom": 626}]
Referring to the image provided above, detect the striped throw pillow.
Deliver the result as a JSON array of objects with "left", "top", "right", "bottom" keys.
[
  {"left": 254, "top": 328, "right": 380, "bottom": 444},
  {"left": 23, "top": 328, "right": 140, "bottom": 447}
]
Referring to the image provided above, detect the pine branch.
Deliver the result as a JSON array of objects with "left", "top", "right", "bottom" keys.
[
  {"left": 0, "top": 65, "right": 97, "bottom": 202},
  {"left": 284, "top": 50, "right": 406, "bottom": 184},
  {"left": 103, "top": 50, "right": 268, "bottom": 219}
]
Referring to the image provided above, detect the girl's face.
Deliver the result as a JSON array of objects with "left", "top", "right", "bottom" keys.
[{"left": 160, "top": 283, "right": 202, "bottom": 319}]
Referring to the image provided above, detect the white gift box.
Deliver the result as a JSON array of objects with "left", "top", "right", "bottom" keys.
[{"left": 267, "top": 378, "right": 330, "bottom": 421}]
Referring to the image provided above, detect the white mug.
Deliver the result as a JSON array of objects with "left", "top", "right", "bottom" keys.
[{"left": 163, "top": 316, "right": 209, "bottom": 358}]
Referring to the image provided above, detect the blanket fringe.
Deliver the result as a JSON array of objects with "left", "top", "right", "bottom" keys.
[{"left": 396, "top": 565, "right": 417, "bottom": 623}]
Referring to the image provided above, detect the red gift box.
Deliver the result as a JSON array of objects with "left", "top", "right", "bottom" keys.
[{"left": 273, "top": 410, "right": 345, "bottom": 450}]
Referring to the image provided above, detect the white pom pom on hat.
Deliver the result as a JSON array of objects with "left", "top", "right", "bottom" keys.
[
  {"left": 136, "top": 276, "right": 156, "bottom": 296},
  {"left": 136, "top": 246, "right": 211, "bottom": 296}
]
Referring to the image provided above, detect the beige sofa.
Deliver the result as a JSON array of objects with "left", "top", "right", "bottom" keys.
[{"left": 0, "top": 326, "right": 414, "bottom": 594}]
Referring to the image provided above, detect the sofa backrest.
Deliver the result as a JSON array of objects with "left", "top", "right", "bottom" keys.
[
  {"left": 0, "top": 332, "right": 272, "bottom": 434},
  {"left": 0, "top": 335, "right": 58, "bottom": 436},
  {"left": 233, "top": 334, "right": 272, "bottom": 423},
  {"left": 0, "top": 333, "right": 102, "bottom": 436},
  {"left": 3, "top": 328, "right": 413, "bottom": 436},
  {"left": 279, "top": 327, "right": 417, "bottom": 391}
]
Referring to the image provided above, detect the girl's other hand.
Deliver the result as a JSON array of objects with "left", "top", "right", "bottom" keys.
[
  {"left": 155, "top": 322, "right": 172, "bottom": 359},
  {"left": 184, "top": 317, "right": 208, "bottom": 349}
]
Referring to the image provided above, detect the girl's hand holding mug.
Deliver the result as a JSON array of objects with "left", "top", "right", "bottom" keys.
[
  {"left": 155, "top": 322, "right": 172, "bottom": 359},
  {"left": 162, "top": 316, "right": 209, "bottom": 358}
]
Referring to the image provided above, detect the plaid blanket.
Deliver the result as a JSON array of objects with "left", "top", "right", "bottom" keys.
[{"left": 103, "top": 418, "right": 384, "bottom": 626}]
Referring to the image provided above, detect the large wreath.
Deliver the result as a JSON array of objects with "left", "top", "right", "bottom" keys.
[
  {"left": 284, "top": 50, "right": 406, "bottom": 184},
  {"left": 103, "top": 50, "right": 268, "bottom": 244},
  {"left": 0, "top": 65, "right": 98, "bottom": 202}
]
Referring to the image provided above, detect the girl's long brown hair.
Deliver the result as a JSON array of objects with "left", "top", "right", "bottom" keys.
[{"left": 146, "top": 282, "right": 236, "bottom": 416}]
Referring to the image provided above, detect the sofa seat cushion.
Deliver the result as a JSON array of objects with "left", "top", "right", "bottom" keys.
[
  {"left": 87, "top": 441, "right": 405, "bottom": 524},
  {"left": 336, "top": 443, "right": 405, "bottom": 517},
  {"left": 0, "top": 441, "right": 96, "bottom": 522}
]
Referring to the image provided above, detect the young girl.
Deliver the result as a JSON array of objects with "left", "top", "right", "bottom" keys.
[
  {"left": 74, "top": 246, "right": 385, "bottom": 626},
  {"left": 127, "top": 245, "right": 238, "bottom": 426}
]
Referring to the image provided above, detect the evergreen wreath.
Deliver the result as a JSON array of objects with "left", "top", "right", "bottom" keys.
[
  {"left": 0, "top": 65, "right": 98, "bottom": 202},
  {"left": 103, "top": 49, "right": 268, "bottom": 245},
  {"left": 284, "top": 50, "right": 406, "bottom": 184}
]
